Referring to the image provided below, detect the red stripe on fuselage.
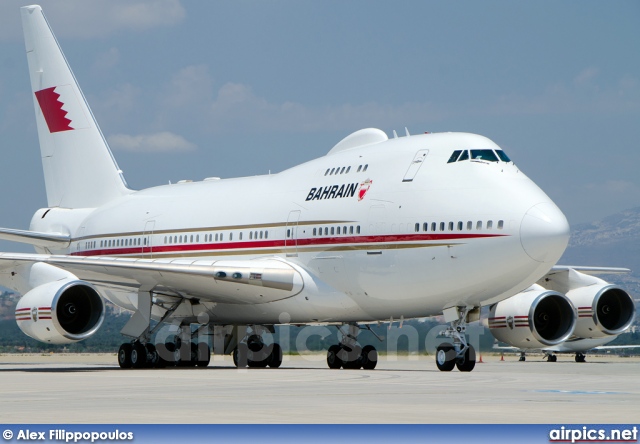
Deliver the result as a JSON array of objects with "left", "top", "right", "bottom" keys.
[{"left": 71, "top": 233, "right": 508, "bottom": 257}]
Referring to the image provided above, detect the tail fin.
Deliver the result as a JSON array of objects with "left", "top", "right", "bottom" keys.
[{"left": 21, "top": 5, "right": 130, "bottom": 209}]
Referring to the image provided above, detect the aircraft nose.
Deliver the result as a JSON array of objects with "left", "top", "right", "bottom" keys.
[{"left": 520, "top": 202, "right": 570, "bottom": 263}]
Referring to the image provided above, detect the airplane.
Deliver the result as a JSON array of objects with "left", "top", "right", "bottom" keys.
[
  {"left": 0, "top": 5, "right": 635, "bottom": 373},
  {"left": 493, "top": 337, "right": 640, "bottom": 363}
]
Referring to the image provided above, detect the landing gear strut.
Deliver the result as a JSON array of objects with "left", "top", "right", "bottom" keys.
[
  {"left": 232, "top": 326, "right": 283, "bottom": 368},
  {"left": 436, "top": 306, "right": 478, "bottom": 372},
  {"left": 325, "top": 324, "right": 378, "bottom": 370},
  {"left": 519, "top": 352, "right": 526, "bottom": 362}
]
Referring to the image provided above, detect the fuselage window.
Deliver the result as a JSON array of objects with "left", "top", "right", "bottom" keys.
[
  {"left": 250, "top": 232, "right": 253, "bottom": 240},
  {"left": 228, "top": 233, "right": 232, "bottom": 241},
  {"left": 440, "top": 222, "right": 445, "bottom": 231},
  {"left": 476, "top": 221, "right": 482, "bottom": 230},
  {"left": 350, "top": 226, "right": 354, "bottom": 234},
  {"left": 470, "top": 149, "right": 499, "bottom": 162},
  {"left": 467, "top": 221, "right": 473, "bottom": 230},
  {"left": 487, "top": 220, "right": 493, "bottom": 229},
  {"left": 457, "top": 221, "right": 463, "bottom": 231},
  {"left": 330, "top": 168, "right": 335, "bottom": 175},
  {"left": 325, "top": 227, "right": 329, "bottom": 235},
  {"left": 423, "top": 222, "right": 428, "bottom": 231},
  {"left": 197, "top": 234, "right": 200, "bottom": 242},
  {"left": 331, "top": 227, "right": 335, "bottom": 235},
  {"left": 144, "top": 238, "right": 147, "bottom": 246},
  {"left": 357, "top": 165, "right": 362, "bottom": 172},
  {"left": 346, "top": 166, "right": 351, "bottom": 173},
  {"left": 340, "top": 167, "right": 345, "bottom": 174},
  {"left": 448, "top": 150, "right": 462, "bottom": 163},
  {"left": 363, "top": 164, "right": 368, "bottom": 172},
  {"left": 431, "top": 222, "right": 436, "bottom": 231},
  {"left": 239, "top": 232, "right": 243, "bottom": 240},
  {"left": 215, "top": 233, "right": 219, "bottom": 241},
  {"left": 325, "top": 169, "right": 330, "bottom": 176},
  {"left": 337, "top": 226, "right": 341, "bottom": 235},
  {"left": 100, "top": 241, "right": 103, "bottom": 248},
  {"left": 190, "top": 235, "right": 193, "bottom": 243},
  {"left": 343, "top": 226, "right": 347, "bottom": 234},
  {"left": 260, "top": 231, "right": 263, "bottom": 239},
  {"left": 313, "top": 228, "right": 317, "bottom": 236},
  {"left": 497, "top": 220, "right": 504, "bottom": 229},
  {"left": 286, "top": 229, "right": 290, "bottom": 238},
  {"left": 458, "top": 150, "right": 469, "bottom": 161},
  {"left": 415, "top": 223, "right": 420, "bottom": 232},
  {"left": 356, "top": 226, "right": 360, "bottom": 234},
  {"left": 448, "top": 222, "right": 454, "bottom": 231},
  {"left": 496, "top": 151, "right": 511, "bottom": 162}
]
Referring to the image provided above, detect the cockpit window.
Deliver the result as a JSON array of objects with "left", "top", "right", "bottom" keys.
[
  {"left": 496, "top": 150, "right": 511, "bottom": 162},
  {"left": 458, "top": 150, "right": 469, "bottom": 161},
  {"left": 470, "top": 149, "right": 499, "bottom": 162},
  {"left": 447, "top": 150, "right": 462, "bottom": 163}
]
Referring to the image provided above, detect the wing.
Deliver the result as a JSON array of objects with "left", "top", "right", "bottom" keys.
[
  {"left": 0, "top": 252, "right": 303, "bottom": 304},
  {"left": 549, "top": 265, "right": 631, "bottom": 275}
]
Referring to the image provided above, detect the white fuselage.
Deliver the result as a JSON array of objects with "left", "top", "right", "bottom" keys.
[{"left": 29, "top": 132, "right": 570, "bottom": 325}]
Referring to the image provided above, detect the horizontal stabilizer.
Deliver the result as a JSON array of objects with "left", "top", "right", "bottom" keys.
[{"left": 0, "top": 227, "right": 70, "bottom": 248}]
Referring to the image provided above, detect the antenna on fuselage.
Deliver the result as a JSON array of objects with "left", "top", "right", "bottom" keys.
[
  {"left": 393, "top": 130, "right": 398, "bottom": 139},
  {"left": 405, "top": 127, "right": 410, "bottom": 137}
]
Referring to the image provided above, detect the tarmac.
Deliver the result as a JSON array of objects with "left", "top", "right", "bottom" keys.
[{"left": 0, "top": 353, "right": 638, "bottom": 424}]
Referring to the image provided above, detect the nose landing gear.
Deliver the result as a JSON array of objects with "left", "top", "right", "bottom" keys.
[{"left": 435, "top": 306, "right": 478, "bottom": 372}]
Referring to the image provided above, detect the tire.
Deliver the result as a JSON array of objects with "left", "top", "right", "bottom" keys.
[
  {"left": 130, "top": 342, "right": 147, "bottom": 369},
  {"left": 145, "top": 343, "right": 159, "bottom": 368},
  {"left": 456, "top": 345, "right": 476, "bottom": 372},
  {"left": 435, "top": 342, "right": 456, "bottom": 372},
  {"left": 196, "top": 343, "right": 211, "bottom": 367},
  {"left": 342, "top": 345, "right": 363, "bottom": 369},
  {"left": 547, "top": 355, "right": 557, "bottom": 363},
  {"left": 268, "top": 343, "right": 283, "bottom": 368},
  {"left": 327, "top": 344, "right": 342, "bottom": 369},
  {"left": 118, "top": 343, "right": 133, "bottom": 369},
  {"left": 361, "top": 345, "right": 378, "bottom": 370},
  {"left": 233, "top": 343, "right": 248, "bottom": 368}
]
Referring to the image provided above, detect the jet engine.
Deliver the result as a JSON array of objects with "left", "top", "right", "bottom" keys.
[
  {"left": 489, "top": 285, "right": 577, "bottom": 348},
  {"left": 15, "top": 279, "right": 105, "bottom": 344},
  {"left": 565, "top": 284, "right": 635, "bottom": 339}
]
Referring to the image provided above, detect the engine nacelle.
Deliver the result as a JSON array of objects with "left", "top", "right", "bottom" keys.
[
  {"left": 15, "top": 279, "right": 105, "bottom": 344},
  {"left": 566, "top": 284, "right": 636, "bottom": 338},
  {"left": 489, "top": 286, "right": 577, "bottom": 349}
]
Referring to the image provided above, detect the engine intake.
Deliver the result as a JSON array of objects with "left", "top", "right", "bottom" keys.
[
  {"left": 566, "top": 284, "right": 636, "bottom": 338},
  {"left": 489, "top": 287, "right": 577, "bottom": 349},
  {"left": 15, "top": 279, "right": 105, "bottom": 344}
]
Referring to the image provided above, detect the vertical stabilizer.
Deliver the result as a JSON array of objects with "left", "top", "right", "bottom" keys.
[{"left": 21, "top": 5, "right": 131, "bottom": 209}]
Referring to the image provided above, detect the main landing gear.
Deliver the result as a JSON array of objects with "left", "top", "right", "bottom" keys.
[
  {"left": 545, "top": 353, "right": 557, "bottom": 362},
  {"left": 435, "top": 306, "right": 478, "bottom": 372},
  {"left": 118, "top": 328, "right": 212, "bottom": 369},
  {"left": 232, "top": 326, "right": 283, "bottom": 369},
  {"left": 575, "top": 352, "right": 586, "bottom": 363},
  {"left": 117, "top": 293, "right": 211, "bottom": 369},
  {"left": 326, "top": 324, "right": 378, "bottom": 370}
]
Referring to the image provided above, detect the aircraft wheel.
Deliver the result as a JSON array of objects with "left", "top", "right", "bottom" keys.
[
  {"left": 233, "top": 343, "right": 248, "bottom": 368},
  {"left": 327, "top": 345, "right": 343, "bottom": 369},
  {"left": 196, "top": 343, "right": 211, "bottom": 367},
  {"left": 268, "top": 343, "right": 283, "bottom": 368},
  {"left": 361, "top": 345, "right": 378, "bottom": 370},
  {"left": 341, "top": 345, "right": 363, "bottom": 369},
  {"left": 519, "top": 356, "right": 526, "bottom": 362},
  {"left": 575, "top": 353, "right": 586, "bottom": 363},
  {"left": 456, "top": 345, "right": 476, "bottom": 372},
  {"left": 118, "top": 343, "right": 133, "bottom": 369},
  {"left": 547, "top": 355, "right": 557, "bottom": 363},
  {"left": 130, "top": 342, "right": 147, "bottom": 369},
  {"left": 435, "top": 342, "right": 456, "bottom": 372},
  {"left": 145, "top": 343, "right": 159, "bottom": 368}
]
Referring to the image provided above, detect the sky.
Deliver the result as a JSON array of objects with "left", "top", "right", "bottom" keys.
[{"left": 0, "top": 0, "right": 639, "bottom": 252}]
